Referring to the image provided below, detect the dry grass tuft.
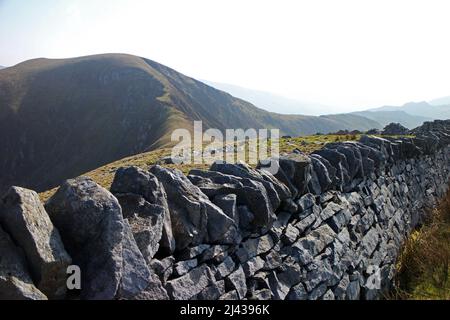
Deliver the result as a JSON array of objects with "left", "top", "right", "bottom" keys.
[{"left": 393, "top": 186, "right": 450, "bottom": 300}]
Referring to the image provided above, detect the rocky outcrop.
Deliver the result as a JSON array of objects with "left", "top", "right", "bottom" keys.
[
  {"left": 149, "top": 166, "right": 240, "bottom": 249},
  {"left": 0, "top": 120, "right": 448, "bottom": 300},
  {"left": 111, "top": 166, "right": 175, "bottom": 260},
  {"left": 382, "top": 122, "right": 410, "bottom": 135},
  {"left": 0, "top": 225, "right": 47, "bottom": 300},
  {"left": 44, "top": 177, "right": 163, "bottom": 300},
  {"left": 0, "top": 187, "right": 71, "bottom": 299}
]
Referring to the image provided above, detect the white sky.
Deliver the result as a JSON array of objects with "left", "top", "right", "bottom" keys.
[{"left": 1, "top": 0, "right": 449, "bottom": 112}]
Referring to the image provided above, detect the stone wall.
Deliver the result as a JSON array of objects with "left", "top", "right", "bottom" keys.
[{"left": 0, "top": 120, "right": 449, "bottom": 300}]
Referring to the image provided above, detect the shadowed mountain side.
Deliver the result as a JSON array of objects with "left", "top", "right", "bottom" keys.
[{"left": 0, "top": 53, "right": 380, "bottom": 193}]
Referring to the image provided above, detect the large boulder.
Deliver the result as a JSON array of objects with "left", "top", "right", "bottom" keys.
[
  {"left": 45, "top": 177, "right": 157, "bottom": 299},
  {"left": 210, "top": 161, "right": 291, "bottom": 210},
  {"left": 0, "top": 225, "right": 47, "bottom": 300},
  {"left": 188, "top": 169, "right": 275, "bottom": 231},
  {"left": 313, "top": 148, "right": 351, "bottom": 189},
  {"left": 0, "top": 187, "right": 71, "bottom": 299},
  {"left": 111, "top": 166, "right": 175, "bottom": 257},
  {"left": 274, "top": 154, "right": 312, "bottom": 197},
  {"left": 149, "top": 166, "right": 239, "bottom": 249},
  {"left": 310, "top": 154, "right": 336, "bottom": 190}
]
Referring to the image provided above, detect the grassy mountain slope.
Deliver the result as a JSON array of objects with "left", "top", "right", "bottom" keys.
[{"left": 0, "top": 53, "right": 379, "bottom": 193}]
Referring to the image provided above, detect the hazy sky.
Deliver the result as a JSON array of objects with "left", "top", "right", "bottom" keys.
[{"left": 1, "top": 0, "right": 449, "bottom": 112}]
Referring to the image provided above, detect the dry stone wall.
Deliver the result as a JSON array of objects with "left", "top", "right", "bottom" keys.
[{"left": 0, "top": 120, "right": 449, "bottom": 300}]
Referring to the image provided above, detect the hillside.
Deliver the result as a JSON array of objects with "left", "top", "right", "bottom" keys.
[{"left": 0, "top": 53, "right": 380, "bottom": 194}]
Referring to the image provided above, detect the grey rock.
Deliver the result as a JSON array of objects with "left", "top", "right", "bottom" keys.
[
  {"left": 346, "top": 280, "right": 361, "bottom": 300},
  {"left": 114, "top": 193, "right": 165, "bottom": 263},
  {"left": 320, "top": 202, "right": 342, "bottom": 221},
  {"left": 281, "top": 224, "right": 300, "bottom": 244},
  {"left": 334, "top": 274, "right": 350, "bottom": 300},
  {"left": 179, "top": 244, "right": 211, "bottom": 260},
  {"left": 132, "top": 272, "right": 170, "bottom": 300},
  {"left": 242, "top": 256, "right": 265, "bottom": 277},
  {"left": 225, "top": 265, "right": 247, "bottom": 299},
  {"left": 189, "top": 169, "right": 275, "bottom": 231},
  {"left": 149, "top": 257, "right": 174, "bottom": 283},
  {"left": 150, "top": 166, "right": 238, "bottom": 248},
  {"left": 219, "top": 290, "right": 240, "bottom": 300},
  {"left": 249, "top": 289, "right": 272, "bottom": 300},
  {"left": 262, "top": 251, "right": 283, "bottom": 270},
  {"left": 45, "top": 176, "right": 153, "bottom": 299},
  {"left": 295, "top": 213, "right": 317, "bottom": 234},
  {"left": 166, "top": 264, "right": 214, "bottom": 300},
  {"left": 286, "top": 283, "right": 308, "bottom": 300},
  {"left": 310, "top": 156, "right": 333, "bottom": 192},
  {"left": 238, "top": 234, "right": 274, "bottom": 261},
  {"left": 199, "top": 245, "right": 230, "bottom": 263},
  {"left": 196, "top": 280, "right": 225, "bottom": 300},
  {"left": 0, "top": 225, "right": 47, "bottom": 300},
  {"left": 0, "top": 186, "right": 71, "bottom": 299},
  {"left": 213, "top": 194, "right": 238, "bottom": 223},
  {"left": 322, "top": 289, "right": 335, "bottom": 300},
  {"left": 111, "top": 166, "right": 175, "bottom": 255},
  {"left": 118, "top": 220, "right": 157, "bottom": 299},
  {"left": 216, "top": 256, "right": 236, "bottom": 279},
  {"left": 297, "top": 193, "right": 316, "bottom": 212},
  {"left": 173, "top": 259, "right": 198, "bottom": 277},
  {"left": 210, "top": 161, "right": 291, "bottom": 211},
  {"left": 297, "top": 225, "right": 336, "bottom": 257},
  {"left": 361, "top": 228, "right": 380, "bottom": 257},
  {"left": 290, "top": 243, "right": 314, "bottom": 266},
  {"left": 268, "top": 263, "right": 302, "bottom": 300},
  {"left": 308, "top": 283, "right": 327, "bottom": 300}
]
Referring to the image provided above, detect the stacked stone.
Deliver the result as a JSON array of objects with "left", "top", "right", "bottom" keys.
[{"left": 0, "top": 120, "right": 449, "bottom": 300}]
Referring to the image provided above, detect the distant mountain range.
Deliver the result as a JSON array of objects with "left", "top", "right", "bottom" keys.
[
  {"left": 368, "top": 101, "right": 450, "bottom": 120},
  {"left": 205, "top": 81, "right": 448, "bottom": 129},
  {"left": 0, "top": 54, "right": 381, "bottom": 193},
  {"left": 350, "top": 110, "right": 432, "bottom": 129},
  {"left": 0, "top": 66, "right": 4, "bottom": 70},
  {"left": 204, "top": 81, "right": 333, "bottom": 116}
]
